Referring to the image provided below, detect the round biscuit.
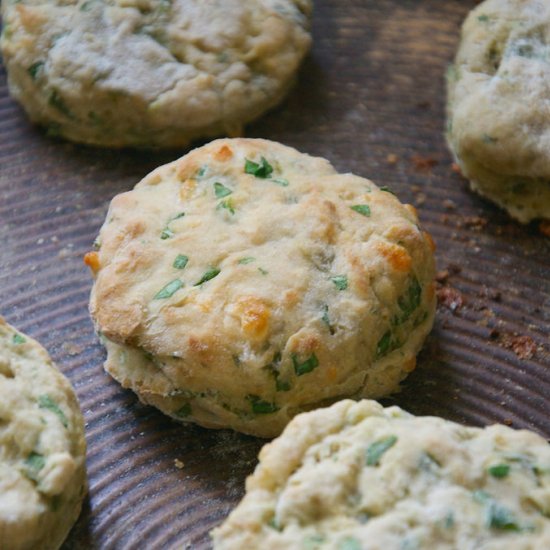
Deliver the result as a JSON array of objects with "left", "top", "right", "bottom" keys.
[
  {"left": 0, "top": 317, "right": 87, "bottom": 550},
  {"left": 447, "top": 0, "right": 550, "bottom": 223},
  {"left": 0, "top": 0, "right": 311, "bottom": 147},
  {"left": 212, "top": 399, "right": 550, "bottom": 549},
  {"left": 88, "top": 138, "right": 436, "bottom": 437}
]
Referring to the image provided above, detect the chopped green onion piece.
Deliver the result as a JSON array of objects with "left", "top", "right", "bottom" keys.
[
  {"left": 214, "top": 182, "right": 232, "bottom": 198},
  {"left": 154, "top": 279, "right": 183, "bottom": 299},
  {"left": 217, "top": 199, "right": 235, "bottom": 214},
  {"left": 196, "top": 165, "right": 207, "bottom": 177},
  {"left": 28, "top": 61, "right": 44, "bottom": 80},
  {"left": 247, "top": 395, "right": 279, "bottom": 414},
  {"left": 376, "top": 330, "right": 392, "bottom": 357},
  {"left": 473, "top": 490, "right": 522, "bottom": 531},
  {"left": 488, "top": 464, "right": 510, "bottom": 479},
  {"left": 175, "top": 403, "right": 192, "bottom": 417},
  {"left": 331, "top": 275, "right": 348, "bottom": 290},
  {"left": 292, "top": 353, "right": 319, "bottom": 376},
  {"left": 238, "top": 257, "right": 255, "bottom": 264},
  {"left": 171, "top": 212, "right": 186, "bottom": 221},
  {"left": 338, "top": 537, "right": 362, "bottom": 550},
  {"left": 321, "top": 304, "right": 335, "bottom": 335},
  {"left": 24, "top": 452, "right": 46, "bottom": 481},
  {"left": 366, "top": 435, "right": 397, "bottom": 466},
  {"left": 478, "top": 14, "right": 490, "bottom": 22},
  {"left": 38, "top": 395, "right": 68, "bottom": 428},
  {"left": 194, "top": 267, "right": 220, "bottom": 286},
  {"left": 395, "top": 277, "right": 422, "bottom": 325},
  {"left": 244, "top": 157, "right": 273, "bottom": 179},
  {"left": 351, "top": 204, "right": 371, "bottom": 217},
  {"left": 173, "top": 254, "right": 189, "bottom": 270},
  {"left": 160, "top": 228, "right": 174, "bottom": 240},
  {"left": 379, "top": 186, "right": 396, "bottom": 195},
  {"left": 258, "top": 267, "right": 268, "bottom": 275},
  {"left": 12, "top": 333, "right": 26, "bottom": 344}
]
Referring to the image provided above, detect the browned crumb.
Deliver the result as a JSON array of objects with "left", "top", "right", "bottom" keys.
[
  {"left": 460, "top": 216, "right": 488, "bottom": 231},
  {"left": 386, "top": 153, "right": 398, "bottom": 165},
  {"left": 442, "top": 199, "right": 456, "bottom": 210},
  {"left": 539, "top": 220, "right": 550, "bottom": 238},
  {"left": 174, "top": 459, "right": 185, "bottom": 469},
  {"left": 451, "top": 162, "right": 463, "bottom": 176},
  {"left": 411, "top": 154, "right": 438, "bottom": 172},
  {"left": 435, "top": 270, "right": 449, "bottom": 284},
  {"left": 499, "top": 333, "right": 537, "bottom": 360},
  {"left": 436, "top": 285, "right": 464, "bottom": 312}
]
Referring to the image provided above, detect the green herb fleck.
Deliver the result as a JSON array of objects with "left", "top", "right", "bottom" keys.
[
  {"left": 154, "top": 279, "right": 183, "bottom": 299},
  {"left": 171, "top": 212, "right": 185, "bottom": 221},
  {"left": 194, "top": 267, "right": 220, "bottom": 286},
  {"left": 351, "top": 204, "right": 371, "bottom": 217},
  {"left": 478, "top": 14, "right": 490, "bottom": 22},
  {"left": 338, "top": 537, "right": 361, "bottom": 550},
  {"left": 38, "top": 395, "right": 68, "bottom": 427},
  {"left": 321, "top": 304, "right": 335, "bottom": 335},
  {"left": 173, "top": 254, "right": 189, "bottom": 270},
  {"left": 303, "top": 534, "right": 326, "bottom": 550},
  {"left": 214, "top": 182, "right": 232, "bottom": 198},
  {"left": 247, "top": 395, "right": 279, "bottom": 414},
  {"left": 331, "top": 275, "right": 348, "bottom": 291},
  {"left": 488, "top": 464, "right": 510, "bottom": 479},
  {"left": 267, "top": 517, "right": 282, "bottom": 531},
  {"left": 175, "top": 403, "right": 192, "bottom": 417},
  {"left": 292, "top": 353, "right": 319, "bottom": 376},
  {"left": 380, "top": 186, "right": 396, "bottom": 195},
  {"left": 443, "top": 512, "right": 455, "bottom": 529},
  {"left": 395, "top": 277, "right": 422, "bottom": 325},
  {"left": 473, "top": 490, "right": 522, "bottom": 531},
  {"left": 28, "top": 61, "right": 44, "bottom": 80},
  {"left": 12, "top": 333, "right": 26, "bottom": 345},
  {"left": 217, "top": 199, "right": 235, "bottom": 215},
  {"left": 376, "top": 330, "right": 393, "bottom": 358},
  {"left": 48, "top": 90, "right": 73, "bottom": 118},
  {"left": 272, "top": 178, "right": 289, "bottom": 187},
  {"left": 366, "top": 435, "right": 398, "bottom": 466},
  {"left": 196, "top": 165, "right": 207, "bottom": 178},
  {"left": 161, "top": 228, "right": 175, "bottom": 240},
  {"left": 24, "top": 452, "right": 46, "bottom": 481},
  {"left": 238, "top": 257, "right": 255, "bottom": 264},
  {"left": 258, "top": 267, "right": 268, "bottom": 275},
  {"left": 244, "top": 157, "right": 273, "bottom": 179}
]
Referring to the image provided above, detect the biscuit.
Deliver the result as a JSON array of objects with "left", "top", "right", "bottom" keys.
[
  {"left": 0, "top": 317, "right": 87, "bottom": 550},
  {"left": 212, "top": 399, "right": 550, "bottom": 549},
  {"left": 87, "top": 138, "right": 436, "bottom": 437},
  {"left": 447, "top": 0, "right": 550, "bottom": 223},
  {"left": 0, "top": 0, "right": 311, "bottom": 148}
]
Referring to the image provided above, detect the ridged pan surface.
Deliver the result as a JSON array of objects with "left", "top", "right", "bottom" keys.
[{"left": 0, "top": 1, "right": 549, "bottom": 548}]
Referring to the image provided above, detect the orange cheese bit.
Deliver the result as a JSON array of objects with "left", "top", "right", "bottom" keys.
[
  {"left": 375, "top": 241, "right": 412, "bottom": 273},
  {"left": 179, "top": 178, "right": 196, "bottom": 201},
  {"left": 83, "top": 251, "right": 100, "bottom": 273},
  {"left": 403, "top": 357, "right": 417, "bottom": 373},
  {"left": 214, "top": 145, "right": 233, "bottom": 162},
  {"left": 235, "top": 297, "right": 270, "bottom": 342}
]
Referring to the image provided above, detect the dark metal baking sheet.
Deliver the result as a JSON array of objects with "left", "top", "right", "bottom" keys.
[{"left": 1, "top": 1, "right": 549, "bottom": 548}]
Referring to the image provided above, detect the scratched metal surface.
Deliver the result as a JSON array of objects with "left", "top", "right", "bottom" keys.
[{"left": 0, "top": 1, "right": 549, "bottom": 548}]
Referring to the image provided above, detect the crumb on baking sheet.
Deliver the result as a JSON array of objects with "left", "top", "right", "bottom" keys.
[
  {"left": 174, "top": 459, "right": 185, "bottom": 469},
  {"left": 411, "top": 154, "right": 438, "bottom": 172},
  {"left": 539, "top": 220, "right": 550, "bottom": 238},
  {"left": 436, "top": 285, "right": 464, "bottom": 312},
  {"left": 498, "top": 333, "right": 538, "bottom": 360}
]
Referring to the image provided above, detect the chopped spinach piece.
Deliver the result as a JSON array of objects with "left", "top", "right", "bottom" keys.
[
  {"left": 247, "top": 395, "right": 279, "bottom": 414},
  {"left": 154, "top": 279, "right": 183, "bottom": 299},
  {"left": 24, "top": 452, "right": 46, "bottom": 481},
  {"left": 244, "top": 157, "right": 273, "bottom": 179},
  {"left": 38, "top": 395, "right": 68, "bottom": 427},
  {"left": 366, "top": 435, "right": 397, "bottom": 466},
  {"left": 238, "top": 257, "right": 255, "bottom": 264},
  {"left": 351, "top": 204, "right": 371, "bottom": 217},
  {"left": 214, "top": 182, "right": 232, "bottom": 198},
  {"left": 331, "top": 275, "right": 348, "bottom": 290},
  {"left": 160, "top": 228, "right": 175, "bottom": 240},
  {"left": 28, "top": 61, "right": 44, "bottom": 80},
  {"left": 194, "top": 267, "right": 220, "bottom": 286},
  {"left": 175, "top": 403, "right": 192, "bottom": 417},
  {"left": 292, "top": 353, "right": 319, "bottom": 376},
  {"left": 488, "top": 464, "right": 510, "bottom": 479},
  {"left": 12, "top": 333, "right": 26, "bottom": 344},
  {"left": 173, "top": 254, "right": 189, "bottom": 270}
]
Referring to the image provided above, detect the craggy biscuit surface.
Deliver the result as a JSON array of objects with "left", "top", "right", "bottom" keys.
[
  {"left": 0, "top": 0, "right": 311, "bottom": 147},
  {"left": 447, "top": 0, "right": 550, "bottom": 223},
  {"left": 89, "top": 138, "right": 436, "bottom": 437},
  {"left": 0, "top": 317, "right": 87, "bottom": 550},
  {"left": 212, "top": 399, "right": 550, "bottom": 550}
]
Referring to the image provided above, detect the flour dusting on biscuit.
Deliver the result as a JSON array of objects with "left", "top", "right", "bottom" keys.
[{"left": 88, "top": 138, "right": 436, "bottom": 437}]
